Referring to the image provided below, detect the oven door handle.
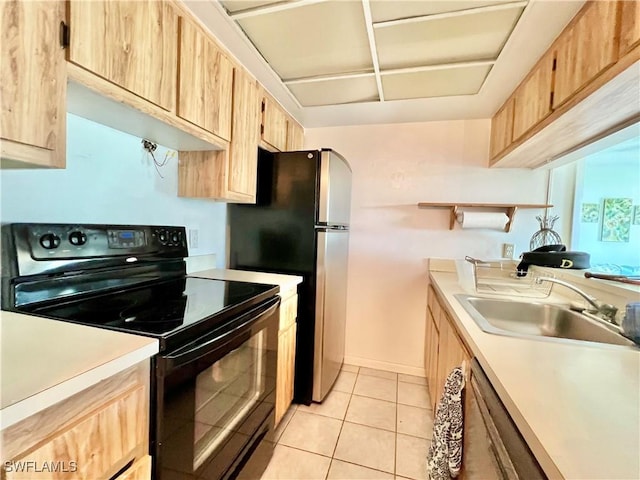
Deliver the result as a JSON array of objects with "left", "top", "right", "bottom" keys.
[{"left": 163, "top": 298, "right": 279, "bottom": 370}]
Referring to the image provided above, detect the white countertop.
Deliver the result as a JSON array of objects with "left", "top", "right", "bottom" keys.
[
  {"left": 429, "top": 269, "right": 640, "bottom": 480},
  {"left": 0, "top": 311, "right": 158, "bottom": 430},
  {"left": 190, "top": 268, "right": 303, "bottom": 294}
]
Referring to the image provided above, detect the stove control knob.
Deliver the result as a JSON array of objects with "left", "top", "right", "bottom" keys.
[
  {"left": 171, "top": 231, "right": 180, "bottom": 244},
  {"left": 158, "top": 230, "right": 168, "bottom": 245},
  {"left": 69, "top": 231, "right": 87, "bottom": 246},
  {"left": 39, "top": 233, "right": 61, "bottom": 249}
]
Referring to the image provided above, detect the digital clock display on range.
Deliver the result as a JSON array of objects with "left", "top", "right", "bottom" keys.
[{"left": 107, "top": 229, "right": 146, "bottom": 248}]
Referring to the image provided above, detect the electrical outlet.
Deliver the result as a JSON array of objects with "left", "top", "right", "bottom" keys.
[
  {"left": 189, "top": 229, "right": 199, "bottom": 249},
  {"left": 502, "top": 243, "right": 514, "bottom": 259}
]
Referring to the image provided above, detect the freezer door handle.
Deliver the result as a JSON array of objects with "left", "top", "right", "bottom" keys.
[
  {"left": 315, "top": 224, "right": 349, "bottom": 232},
  {"left": 317, "top": 151, "right": 352, "bottom": 226}
]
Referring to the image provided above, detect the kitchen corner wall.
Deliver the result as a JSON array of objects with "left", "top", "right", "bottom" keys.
[
  {"left": 305, "top": 120, "right": 549, "bottom": 375},
  {"left": 0, "top": 114, "right": 226, "bottom": 265}
]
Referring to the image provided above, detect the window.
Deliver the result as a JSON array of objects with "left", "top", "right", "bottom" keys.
[{"left": 551, "top": 123, "right": 640, "bottom": 273}]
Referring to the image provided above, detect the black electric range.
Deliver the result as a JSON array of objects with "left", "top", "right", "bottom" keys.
[
  {"left": 25, "top": 275, "right": 278, "bottom": 351},
  {"left": 1, "top": 223, "right": 281, "bottom": 480}
]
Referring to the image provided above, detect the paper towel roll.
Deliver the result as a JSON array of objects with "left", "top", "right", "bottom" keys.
[{"left": 456, "top": 212, "right": 509, "bottom": 230}]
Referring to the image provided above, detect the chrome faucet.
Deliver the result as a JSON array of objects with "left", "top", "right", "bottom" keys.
[{"left": 535, "top": 277, "right": 619, "bottom": 325}]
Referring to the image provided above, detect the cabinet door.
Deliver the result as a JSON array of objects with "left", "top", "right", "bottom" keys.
[
  {"left": 228, "top": 67, "right": 261, "bottom": 200},
  {"left": 489, "top": 97, "right": 515, "bottom": 159},
  {"left": 118, "top": 456, "right": 151, "bottom": 480},
  {"left": 425, "top": 308, "right": 440, "bottom": 412},
  {"left": 435, "top": 313, "right": 470, "bottom": 411},
  {"left": 279, "top": 293, "right": 298, "bottom": 331},
  {"left": 6, "top": 387, "right": 146, "bottom": 480},
  {"left": 68, "top": 0, "right": 177, "bottom": 112},
  {"left": 619, "top": 1, "right": 640, "bottom": 55},
  {"left": 1, "top": 0, "right": 66, "bottom": 168},
  {"left": 512, "top": 54, "right": 554, "bottom": 141},
  {"left": 553, "top": 1, "right": 619, "bottom": 108},
  {"left": 262, "top": 96, "right": 288, "bottom": 151},
  {"left": 275, "top": 323, "right": 297, "bottom": 426},
  {"left": 178, "top": 17, "right": 233, "bottom": 140},
  {"left": 286, "top": 119, "right": 305, "bottom": 151}
]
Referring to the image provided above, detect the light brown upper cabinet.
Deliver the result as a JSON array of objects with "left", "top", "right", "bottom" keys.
[
  {"left": 261, "top": 95, "right": 288, "bottom": 152},
  {"left": 177, "top": 16, "right": 233, "bottom": 141},
  {"left": 619, "top": 1, "right": 640, "bottom": 55},
  {"left": 68, "top": 0, "right": 177, "bottom": 112},
  {"left": 178, "top": 68, "right": 260, "bottom": 203},
  {"left": 287, "top": 119, "right": 305, "bottom": 151},
  {"left": 512, "top": 54, "right": 555, "bottom": 141},
  {"left": 1, "top": 0, "right": 66, "bottom": 168},
  {"left": 552, "top": 1, "right": 619, "bottom": 109},
  {"left": 488, "top": 0, "right": 639, "bottom": 168},
  {"left": 489, "top": 97, "right": 514, "bottom": 160},
  {"left": 227, "top": 67, "right": 261, "bottom": 201}
]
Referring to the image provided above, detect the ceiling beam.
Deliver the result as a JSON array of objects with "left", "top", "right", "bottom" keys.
[
  {"left": 361, "top": 0, "right": 385, "bottom": 101},
  {"left": 283, "top": 60, "right": 496, "bottom": 85},
  {"left": 228, "top": 0, "right": 327, "bottom": 20},
  {"left": 284, "top": 71, "right": 375, "bottom": 85},
  {"left": 373, "top": 1, "right": 528, "bottom": 29},
  {"left": 381, "top": 60, "right": 495, "bottom": 77}
]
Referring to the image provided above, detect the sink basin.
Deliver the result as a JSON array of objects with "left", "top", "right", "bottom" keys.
[{"left": 455, "top": 294, "right": 637, "bottom": 348}]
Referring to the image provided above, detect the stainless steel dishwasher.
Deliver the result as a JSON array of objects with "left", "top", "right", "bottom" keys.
[{"left": 462, "top": 359, "right": 547, "bottom": 480}]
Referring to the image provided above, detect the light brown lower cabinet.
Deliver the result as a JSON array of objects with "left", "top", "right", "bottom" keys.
[
  {"left": 425, "top": 285, "right": 440, "bottom": 412},
  {"left": 275, "top": 291, "right": 298, "bottom": 425},
  {"left": 427, "top": 284, "right": 471, "bottom": 412},
  {"left": 425, "top": 283, "right": 474, "bottom": 475},
  {"left": 119, "top": 455, "right": 152, "bottom": 480},
  {"left": 1, "top": 362, "right": 151, "bottom": 480}
]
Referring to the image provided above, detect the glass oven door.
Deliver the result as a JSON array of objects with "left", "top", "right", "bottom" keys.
[{"left": 155, "top": 297, "right": 279, "bottom": 480}]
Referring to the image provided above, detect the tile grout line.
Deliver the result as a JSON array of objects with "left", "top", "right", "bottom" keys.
[
  {"left": 325, "top": 368, "right": 358, "bottom": 480},
  {"left": 280, "top": 368, "right": 428, "bottom": 480}
]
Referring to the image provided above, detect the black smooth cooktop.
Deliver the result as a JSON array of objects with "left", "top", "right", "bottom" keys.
[{"left": 27, "top": 276, "right": 279, "bottom": 347}]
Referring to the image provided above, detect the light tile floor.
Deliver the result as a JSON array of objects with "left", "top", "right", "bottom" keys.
[{"left": 238, "top": 365, "right": 434, "bottom": 480}]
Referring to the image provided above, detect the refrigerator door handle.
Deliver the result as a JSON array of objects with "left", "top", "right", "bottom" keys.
[{"left": 317, "top": 151, "right": 331, "bottom": 224}]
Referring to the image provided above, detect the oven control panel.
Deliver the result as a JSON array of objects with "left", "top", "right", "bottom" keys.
[{"left": 18, "top": 224, "right": 188, "bottom": 260}]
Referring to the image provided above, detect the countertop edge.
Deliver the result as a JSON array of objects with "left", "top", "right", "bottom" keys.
[
  {"left": 0, "top": 341, "right": 158, "bottom": 430},
  {"left": 189, "top": 268, "right": 304, "bottom": 292}
]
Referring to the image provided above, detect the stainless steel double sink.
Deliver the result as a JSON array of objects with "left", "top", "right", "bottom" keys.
[{"left": 455, "top": 294, "right": 637, "bottom": 348}]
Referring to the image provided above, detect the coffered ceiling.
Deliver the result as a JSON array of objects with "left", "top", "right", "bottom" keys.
[
  {"left": 221, "top": 0, "right": 525, "bottom": 106},
  {"left": 185, "top": 0, "right": 585, "bottom": 127}
]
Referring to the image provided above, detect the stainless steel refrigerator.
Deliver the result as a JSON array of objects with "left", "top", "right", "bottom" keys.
[{"left": 228, "top": 149, "right": 351, "bottom": 404}]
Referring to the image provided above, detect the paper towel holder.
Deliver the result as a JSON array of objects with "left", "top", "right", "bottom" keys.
[{"left": 416, "top": 202, "right": 553, "bottom": 232}]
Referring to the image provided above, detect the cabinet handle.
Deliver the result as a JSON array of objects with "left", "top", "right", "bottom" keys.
[{"left": 59, "top": 21, "right": 70, "bottom": 48}]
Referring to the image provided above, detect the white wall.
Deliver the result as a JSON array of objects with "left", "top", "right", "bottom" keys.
[
  {"left": 305, "top": 120, "right": 549, "bottom": 375},
  {"left": 573, "top": 155, "right": 640, "bottom": 267},
  {"left": 0, "top": 114, "right": 227, "bottom": 264}
]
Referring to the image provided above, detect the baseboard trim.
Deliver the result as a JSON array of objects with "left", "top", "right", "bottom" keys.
[{"left": 344, "top": 355, "right": 426, "bottom": 378}]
